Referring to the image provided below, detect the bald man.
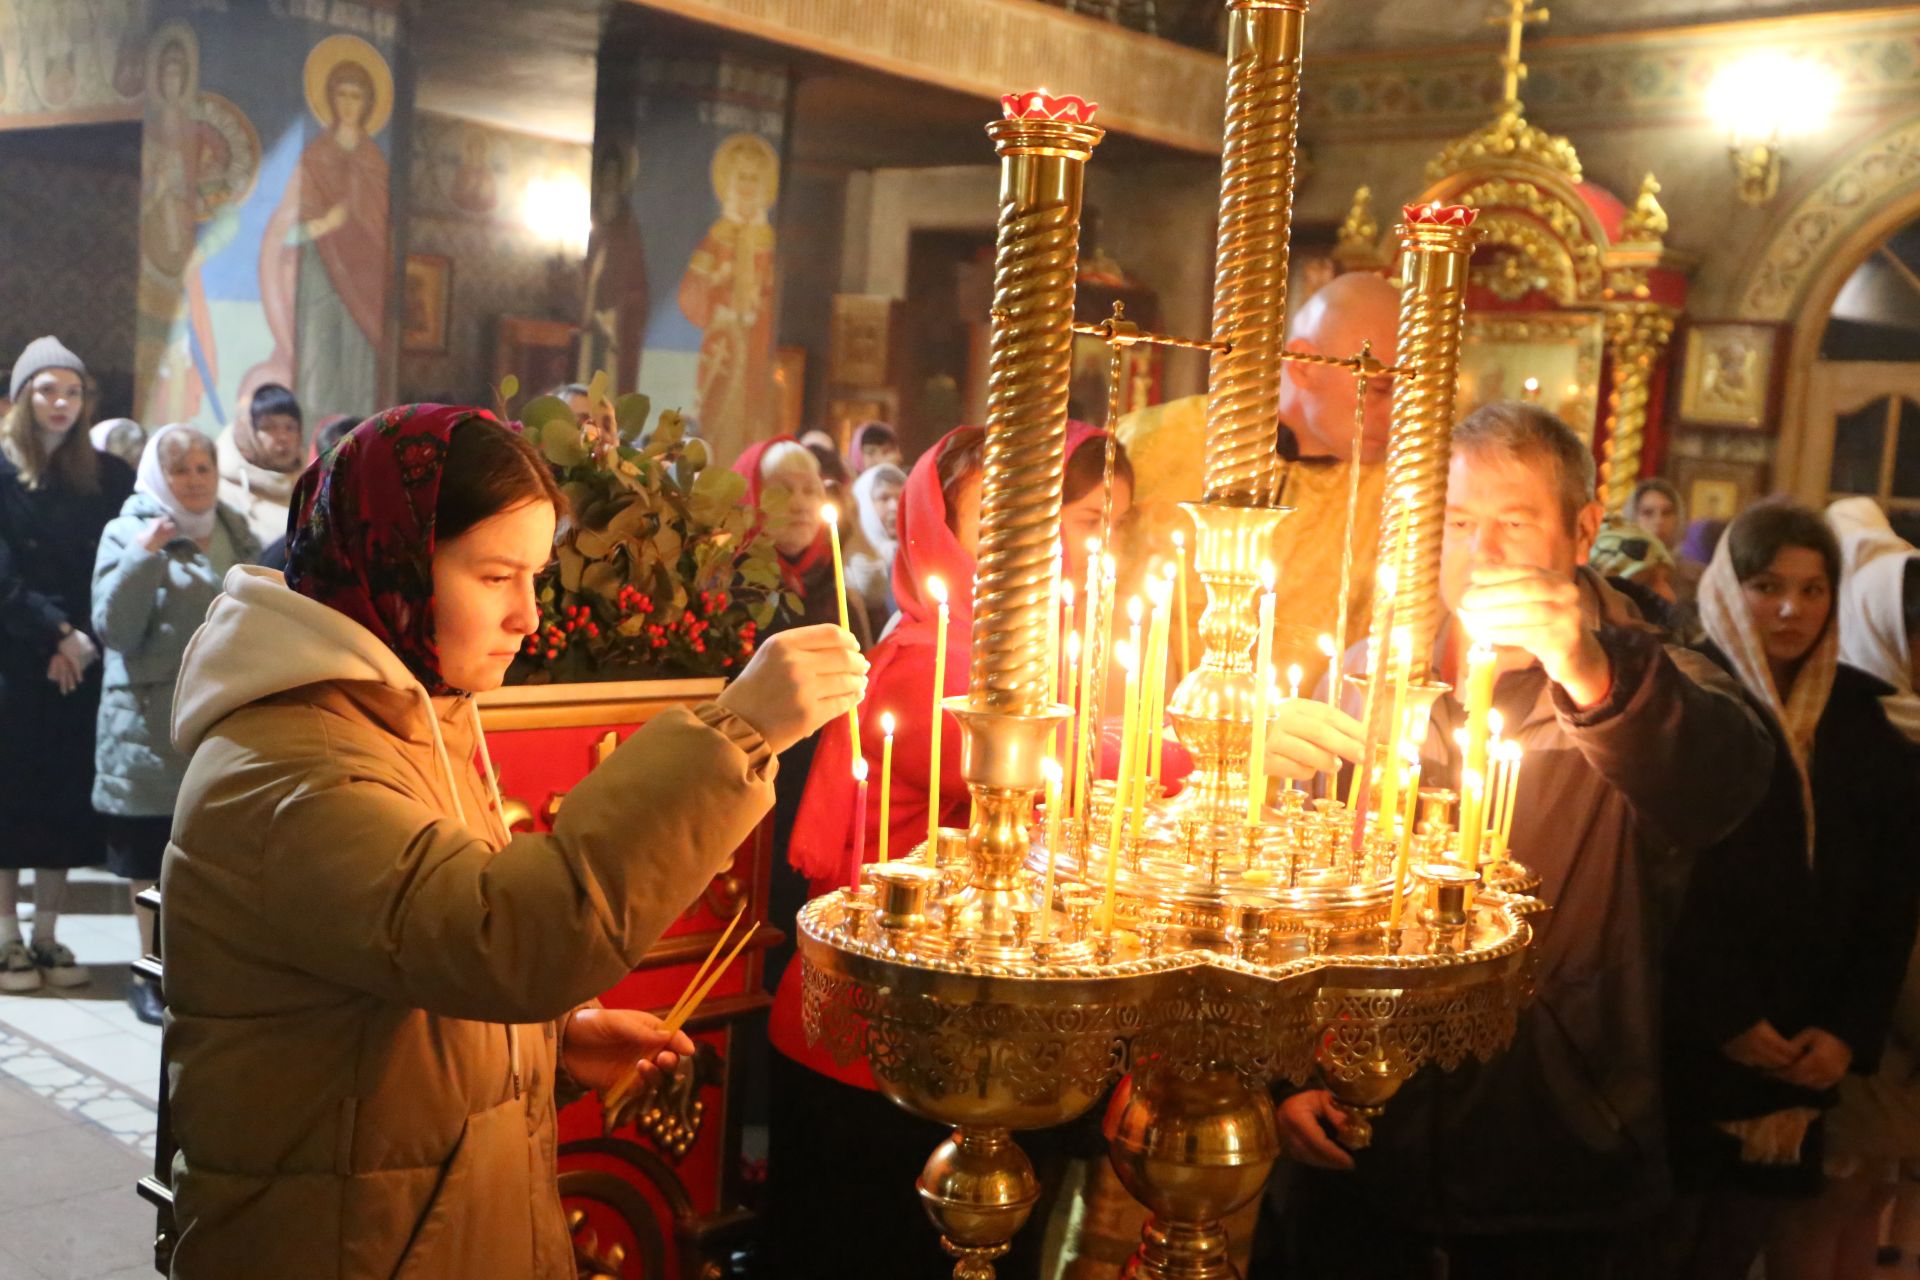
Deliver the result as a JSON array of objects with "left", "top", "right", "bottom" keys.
[{"left": 1117, "top": 271, "right": 1401, "bottom": 692}]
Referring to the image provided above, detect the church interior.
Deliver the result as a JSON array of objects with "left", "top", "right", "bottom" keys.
[{"left": 2, "top": 1, "right": 1920, "bottom": 1278}]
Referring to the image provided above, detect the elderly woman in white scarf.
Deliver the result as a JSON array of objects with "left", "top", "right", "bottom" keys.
[
  {"left": 1654, "top": 500, "right": 1920, "bottom": 1280},
  {"left": 843, "top": 461, "right": 905, "bottom": 631},
  {"left": 90, "top": 424, "right": 259, "bottom": 1022}
]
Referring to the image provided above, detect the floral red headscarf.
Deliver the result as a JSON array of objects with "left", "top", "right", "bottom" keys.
[{"left": 285, "top": 403, "right": 501, "bottom": 696}]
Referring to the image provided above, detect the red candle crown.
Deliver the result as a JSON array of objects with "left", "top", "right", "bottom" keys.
[
  {"left": 1402, "top": 201, "right": 1479, "bottom": 228},
  {"left": 1001, "top": 89, "right": 1099, "bottom": 125}
]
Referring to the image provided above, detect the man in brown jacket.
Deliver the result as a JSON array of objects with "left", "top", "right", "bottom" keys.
[{"left": 1261, "top": 402, "right": 1774, "bottom": 1279}]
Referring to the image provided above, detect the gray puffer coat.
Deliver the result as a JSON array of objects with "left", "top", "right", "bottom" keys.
[{"left": 91, "top": 493, "right": 258, "bottom": 817}]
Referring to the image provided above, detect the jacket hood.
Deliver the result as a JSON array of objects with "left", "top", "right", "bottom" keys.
[{"left": 173, "top": 564, "right": 425, "bottom": 754}]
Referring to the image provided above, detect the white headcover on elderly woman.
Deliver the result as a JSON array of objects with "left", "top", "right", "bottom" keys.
[
  {"left": 136, "top": 423, "right": 219, "bottom": 544},
  {"left": 851, "top": 462, "right": 905, "bottom": 561},
  {"left": 1829, "top": 497, "right": 1920, "bottom": 743}
]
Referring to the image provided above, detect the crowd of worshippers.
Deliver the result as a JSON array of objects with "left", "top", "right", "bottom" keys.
[{"left": 3, "top": 315, "right": 1919, "bottom": 1280}]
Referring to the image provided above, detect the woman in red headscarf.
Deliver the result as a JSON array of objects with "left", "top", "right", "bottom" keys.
[
  {"left": 159, "top": 405, "right": 865, "bottom": 1279},
  {"left": 762, "top": 423, "right": 1187, "bottom": 1279}
]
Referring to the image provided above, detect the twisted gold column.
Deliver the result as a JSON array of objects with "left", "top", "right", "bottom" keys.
[
  {"left": 1375, "top": 206, "right": 1480, "bottom": 676},
  {"left": 971, "top": 112, "right": 1104, "bottom": 714},
  {"left": 1202, "top": 0, "right": 1309, "bottom": 505},
  {"left": 1597, "top": 304, "right": 1677, "bottom": 512}
]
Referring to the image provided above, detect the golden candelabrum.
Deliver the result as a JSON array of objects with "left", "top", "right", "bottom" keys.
[{"left": 796, "top": 13, "right": 1542, "bottom": 1279}]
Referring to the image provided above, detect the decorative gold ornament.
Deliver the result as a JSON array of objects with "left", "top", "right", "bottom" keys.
[
  {"left": 1334, "top": 184, "right": 1384, "bottom": 271},
  {"left": 1203, "top": 0, "right": 1310, "bottom": 505},
  {"left": 1426, "top": 104, "right": 1583, "bottom": 185},
  {"left": 1597, "top": 304, "right": 1678, "bottom": 511},
  {"left": 1619, "top": 172, "right": 1670, "bottom": 244}
]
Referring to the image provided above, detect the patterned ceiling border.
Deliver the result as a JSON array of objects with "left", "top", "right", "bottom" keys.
[
  {"left": 1737, "top": 109, "right": 1920, "bottom": 322},
  {"left": 623, "top": 0, "right": 1226, "bottom": 154},
  {"left": 1301, "top": 7, "right": 1920, "bottom": 137}
]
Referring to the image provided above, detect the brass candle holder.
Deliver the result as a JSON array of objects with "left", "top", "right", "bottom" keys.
[{"left": 797, "top": 23, "right": 1540, "bottom": 1280}]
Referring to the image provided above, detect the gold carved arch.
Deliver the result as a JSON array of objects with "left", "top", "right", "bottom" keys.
[{"left": 1422, "top": 168, "right": 1611, "bottom": 305}]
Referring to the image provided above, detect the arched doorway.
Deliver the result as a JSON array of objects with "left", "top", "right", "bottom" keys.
[{"left": 1796, "top": 211, "right": 1920, "bottom": 542}]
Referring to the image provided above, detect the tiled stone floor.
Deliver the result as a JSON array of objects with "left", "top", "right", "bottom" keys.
[{"left": 0, "top": 869, "right": 160, "bottom": 1279}]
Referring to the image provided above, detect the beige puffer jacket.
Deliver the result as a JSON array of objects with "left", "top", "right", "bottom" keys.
[{"left": 161, "top": 566, "right": 774, "bottom": 1278}]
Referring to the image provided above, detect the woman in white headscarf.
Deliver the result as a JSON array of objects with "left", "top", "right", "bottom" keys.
[
  {"left": 1657, "top": 500, "right": 1920, "bottom": 1280},
  {"left": 843, "top": 461, "right": 904, "bottom": 630},
  {"left": 91, "top": 423, "right": 258, "bottom": 1022}
]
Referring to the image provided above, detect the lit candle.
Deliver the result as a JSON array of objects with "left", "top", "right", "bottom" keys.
[
  {"left": 1461, "top": 767, "right": 1486, "bottom": 871},
  {"left": 849, "top": 757, "right": 870, "bottom": 892},
  {"left": 1040, "top": 757, "right": 1063, "bottom": 943},
  {"left": 1072, "top": 548, "right": 1107, "bottom": 829},
  {"left": 1046, "top": 571, "right": 1064, "bottom": 714},
  {"left": 1284, "top": 663, "right": 1304, "bottom": 794},
  {"left": 1104, "top": 635, "right": 1140, "bottom": 932},
  {"left": 824, "top": 504, "right": 861, "bottom": 762},
  {"left": 1059, "top": 579, "right": 1077, "bottom": 706},
  {"left": 879, "top": 712, "right": 896, "bottom": 863},
  {"left": 1172, "top": 527, "right": 1192, "bottom": 678},
  {"left": 926, "top": 576, "right": 950, "bottom": 859},
  {"left": 1483, "top": 709, "right": 1507, "bottom": 861},
  {"left": 1146, "top": 568, "right": 1175, "bottom": 793},
  {"left": 1247, "top": 564, "right": 1278, "bottom": 823},
  {"left": 1457, "top": 638, "right": 1498, "bottom": 869},
  {"left": 1319, "top": 634, "right": 1340, "bottom": 711},
  {"left": 1129, "top": 596, "right": 1155, "bottom": 841},
  {"left": 1375, "top": 627, "right": 1414, "bottom": 828},
  {"left": 1495, "top": 740, "right": 1524, "bottom": 859},
  {"left": 1388, "top": 742, "right": 1422, "bottom": 934},
  {"left": 1063, "top": 630, "right": 1082, "bottom": 810}
]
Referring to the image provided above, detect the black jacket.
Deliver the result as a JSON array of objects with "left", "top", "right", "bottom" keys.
[
  {"left": 1663, "top": 653, "right": 1920, "bottom": 1181},
  {"left": 0, "top": 448, "right": 133, "bottom": 682}
]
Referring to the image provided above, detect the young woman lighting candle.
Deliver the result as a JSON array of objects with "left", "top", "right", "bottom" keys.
[{"left": 773, "top": 422, "right": 1140, "bottom": 1280}]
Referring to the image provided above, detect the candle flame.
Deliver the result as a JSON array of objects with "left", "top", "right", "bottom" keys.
[
  {"left": 927, "top": 576, "right": 947, "bottom": 605},
  {"left": 1086, "top": 535, "right": 1101, "bottom": 555},
  {"left": 881, "top": 711, "right": 896, "bottom": 736},
  {"left": 1488, "top": 708, "right": 1505, "bottom": 738},
  {"left": 1502, "top": 740, "right": 1524, "bottom": 764},
  {"left": 1060, "top": 579, "right": 1075, "bottom": 605},
  {"left": 1172, "top": 528, "right": 1186, "bottom": 549},
  {"left": 1148, "top": 576, "right": 1172, "bottom": 608},
  {"left": 1463, "top": 766, "right": 1484, "bottom": 795},
  {"left": 1259, "top": 561, "right": 1278, "bottom": 591},
  {"left": 1102, "top": 553, "right": 1117, "bottom": 578},
  {"left": 820, "top": 502, "right": 838, "bottom": 523},
  {"left": 1162, "top": 561, "right": 1178, "bottom": 582},
  {"left": 1318, "top": 633, "right": 1336, "bottom": 659},
  {"left": 852, "top": 757, "right": 869, "bottom": 782},
  {"left": 1116, "top": 639, "right": 1137, "bottom": 670},
  {"left": 1128, "top": 596, "right": 1144, "bottom": 624},
  {"left": 1042, "top": 757, "right": 1063, "bottom": 785},
  {"left": 1453, "top": 729, "right": 1468, "bottom": 749},
  {"left": 1288, "top": 663, "right": 1303, "bottom": 693},
  {"left": 1068, "top": 630, "right": 1082, "bottom": 658}
]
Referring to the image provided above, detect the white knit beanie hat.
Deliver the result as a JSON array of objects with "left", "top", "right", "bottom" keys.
[{"left": 9, "top": 336, "right": 86, "bottom": 401}]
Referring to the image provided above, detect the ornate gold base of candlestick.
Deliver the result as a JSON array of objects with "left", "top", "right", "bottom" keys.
[
  {"left": 1167, "top": 502, "right": 1291, "bottom": 831},
  {"left": 950, "top": 701, "right": 1071, "bottom": 958},
  {"left": 1104, "top": 1067, "right": 1280, "bottom": 1280},
  {"left": 918, "top": 1127, "right": 1041, "bottom": 1280}
]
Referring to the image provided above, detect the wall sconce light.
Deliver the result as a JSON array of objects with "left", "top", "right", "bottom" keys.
[
  {"left": 521, "top": 173, "right": 593, "bottom": 257},
  {"left": 1707, "top": 51, "right": 1837, "bottom": 206}
]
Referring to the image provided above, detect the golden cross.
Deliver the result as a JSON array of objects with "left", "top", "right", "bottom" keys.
[{"left": 1488, "top": 0, "right": 1549, "bottom": 108}]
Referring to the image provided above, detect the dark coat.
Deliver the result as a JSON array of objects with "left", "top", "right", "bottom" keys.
[
  {"left": 0, "top": 447, "right": 134, "bottom": 866},
  {"left": 1306, "top": 571, "right": 1774, "bottom": 1238},
  {"left": 1662, "top": 654, "right": 1920, "bottom": 1185}
]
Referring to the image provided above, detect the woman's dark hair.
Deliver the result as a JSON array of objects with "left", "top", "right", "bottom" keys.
[
  {"left": 314, "top": 413, "right": 359, "bottom": 458},
  {"left": 437, "top": 420, "right": 566, "bottom": 542},
  {"left": 250, "top": 383, "right": 303, "bottom": 428},
  {"left": 1064, "top": 430, "right": 1132, "bottom": 505},
  {"left": 1726, "top": 499, "right": 1842, "bottom": 590},
  {"left": 806, "top": 440, "right": 851, "bottom": 487},
  {"left": 854, "top": 420, "right": 898, "bottom": 453},
  {"left": 937, "top": 427, "right": 986, "bottom": 535}
]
